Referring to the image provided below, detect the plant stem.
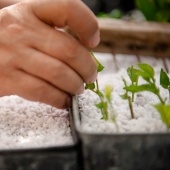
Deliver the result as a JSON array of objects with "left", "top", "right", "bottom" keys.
[
  {"left": 96, "top": 79, "right": 99, "bottom": 91},
  {"left": 92, "top": 80, "right": 109, "bottom": 120},
  {"left": 152, "top": 83, "right": 165, "bottom": 104},
  {"left": 128, "top": 96, "right": 135, "bottom": 119},
  {"left": 157, "top": 92, "right": 165, "bottom": 104},
  {"left": 132, "top": 82, "right": 135, "bottom": 102}
]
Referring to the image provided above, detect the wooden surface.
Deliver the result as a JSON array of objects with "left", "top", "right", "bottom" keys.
[{"left": 94, "top": 18, "right": 170, "bottom": 57}]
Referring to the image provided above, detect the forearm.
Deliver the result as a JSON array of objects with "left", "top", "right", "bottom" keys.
[{"left": 0, "top": 0, "right": 21, "bottom": 9}]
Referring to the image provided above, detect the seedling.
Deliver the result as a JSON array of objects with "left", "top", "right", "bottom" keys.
[
  {"left": 154, "top": 68, "right": 170, "bottom": 128},
  {"left": 121, "top": 66, "right": 141, "bottom": 118},
  {"left": 160, "top": 68, "right": 170, "bottom": 102},
  {"left": 85, "top": 52, "right": 116, "bottom": 123},
  {"left": 124, "top": 63, "right": 165, "bottom": 104},
  {"left": 121, "top": 77, "right": 135, "bottom": 119},
  {"left": 122, "top": 63, "right": 170, "bottom": 128}
]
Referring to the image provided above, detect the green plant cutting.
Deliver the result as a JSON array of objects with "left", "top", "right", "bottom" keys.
[
  {"left": 122, "top": 63, "right": 170, "bottom": 128},
  {"left": 85, "top": 52, "right": 116, "bottom": 124},
  {"left": 85, "top": 52, "right": 170, "bottom": 129}
]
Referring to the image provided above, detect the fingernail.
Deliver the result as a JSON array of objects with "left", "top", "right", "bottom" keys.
[
  {"left": 67, "top": 97, "right": 72, "bottom": 107},
  {"left": 89, "top": 31, "right": 100, "bottom": 48}
]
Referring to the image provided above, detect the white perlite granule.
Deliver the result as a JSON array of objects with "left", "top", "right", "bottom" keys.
[
  {"left": 78, "top": 53, "right": 169, "bottom": 134},
  {"left": 0, "top": 95, "right": 73, "bottom": 149}
]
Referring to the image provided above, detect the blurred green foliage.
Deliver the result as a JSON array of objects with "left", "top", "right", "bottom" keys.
[
  {"left": 97, "top": 9, "right": 123, "bottom": 19},
  {"left": 136, "top": 0, "right": 170, "bottom": 22}
]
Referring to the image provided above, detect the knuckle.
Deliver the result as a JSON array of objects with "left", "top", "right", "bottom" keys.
[
  {"left": 65, "top": 39, "right": 79, "bottom": 60},
  {"left": 5, "top": 20, "right": 25, "bottom": 42},
  {"left": 0, "top": 8, "right": 28, "bottom": 44},
  {"left": 6, "top": 53, "right": 22, "bottom": 68},
  {"left": 7, "top": 23, "right": 24, "bottom": 36},
  {"left": 48, "top": 64, "right": 65, "bottom": 80}
]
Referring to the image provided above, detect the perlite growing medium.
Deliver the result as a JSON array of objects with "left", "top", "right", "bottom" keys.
[
  {"left": 78, "top": 53, "right": 169, "bottom": 134},
  {"left": 0, "top": 95, "right": 73, "bottom": 149}
]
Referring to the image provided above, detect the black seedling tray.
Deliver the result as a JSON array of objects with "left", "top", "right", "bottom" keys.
[
  {"left": 72, "top": 96, "right": 170, "bottom": 170},
  {"left": 0, "top": 109, "right": 82, "bottom": 170}
]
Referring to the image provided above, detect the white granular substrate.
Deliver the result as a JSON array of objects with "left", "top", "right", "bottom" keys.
[
  {"left": 0, "top": 95, "right": 73, "bottom": 149},
  {"left": 78, "top": 53, "right": 169, "bottom": 134}
]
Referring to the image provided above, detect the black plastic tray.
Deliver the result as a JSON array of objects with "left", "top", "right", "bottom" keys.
[
  {"left": 0, "top": 109, "right": 81, "bottom": 170},
  {"left": 72, "top": 96, "right": 170, "bottom": 170}
]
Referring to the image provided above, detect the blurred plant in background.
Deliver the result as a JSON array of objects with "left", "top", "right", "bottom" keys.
[
  {"left": 136, "top": 0, "right": 170, "bottom": 22},
  {"left": 82, "top": 0, "right": 170, "bottom": 22},
  {"left": 97, "top": 9, "right": 123, "bottom": 19}
]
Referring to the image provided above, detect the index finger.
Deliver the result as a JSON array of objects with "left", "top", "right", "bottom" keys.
[{"left": 29, "top": 0, "right": 100, "bottom": 48}]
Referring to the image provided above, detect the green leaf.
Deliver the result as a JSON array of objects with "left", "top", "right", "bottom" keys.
[
  {"left": 108, "top": 9, "right": 123, "bottom": 19},
  {"left": 160, "top": 68, "right": 170, "bottom": 89},
  {"left": 97, "top": 62, "right": 105, "bottom": 72},
  {"left": 154, "top": 103, "right": 170, "bottom": 127},
  {"left": 136, "top": 0, "right": 157, "bottom": 21},
  {"left": 120, "top": 93, "right": 128, "bottom": 100},
  {"left": 96, "top": 101, "right": 109, "bottom": 120},
  {"left": 95, "top": 102, "right": 105, "bottom": 109},
  {"left": 127, "top": 66, "right": 140, "bottom": 83},
  {"left": 138, "top": 63, "right": 155, "bottom": 80},
  {"left": 90, "top": 51, "right": 105, "bottom": 72},
  {"left": 85, "top": 83, "right": 95, "bottom": 90},
  {"left": 104, "top": 85, "right": 113, "bottom": 102},
  {"left": 124, "top": 84, "right": 159, "bottom": 94}
]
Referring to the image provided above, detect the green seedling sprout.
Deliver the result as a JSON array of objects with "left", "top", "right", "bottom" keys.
[
  {"left": 122, "top": 63, "right": 170, "bottom": 128},
  {"left": 85, "top": 52, "right": 117, "bottom": 124},
  {"left": 154, "top": 68, "right": 170, "bottom": 128},
  {"left": 121, "top": 65, "right": 141, "bottom": 118},
  {"left": 124, "top": 63, "right": 165, "bottom": 104},
  {"left": 160, "top": 68, "right": 170, "bottom": 102},
  {"left": 121, "top": 78, "right": 135, "bottom": 119}
]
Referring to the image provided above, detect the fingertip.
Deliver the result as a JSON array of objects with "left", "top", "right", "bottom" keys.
[
  {"left": 88, "top": 30, "right": 100, "bottom": 48},
  {"left": 86, "top": 70, "right": 98, "bottom": 84}
]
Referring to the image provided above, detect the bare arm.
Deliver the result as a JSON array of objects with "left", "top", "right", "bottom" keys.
[{"left": 0, "top": 0, "right": 21, "bottom": 9}]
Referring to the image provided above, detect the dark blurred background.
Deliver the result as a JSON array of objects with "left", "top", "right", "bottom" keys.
[
  {"left": 82, "top": 0, "right": 135, "bottom": 15},
  {"left": 82, "top": 0, "right": 170, "bottom": 22}
]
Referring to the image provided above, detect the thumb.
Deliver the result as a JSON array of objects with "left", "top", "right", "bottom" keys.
[{"left": 29, "top": 0, "right": 100, "bottom": 48}]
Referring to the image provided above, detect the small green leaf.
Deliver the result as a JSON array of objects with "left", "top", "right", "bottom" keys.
[
  {"left": 90, "top": 51, "right": 105, "bottom": 72},
  {"left": 85, "top": 83, "right": 95, "bottom": 90},
  {"left": 120, "top": 93, "right": 128, "bottom": 100},
  {"left": 104, "top": 85, "right": 113, "bottom": 102},
  {"left": 95, "top": 102, "right": 105, "bottom": 109},
  {"left": 154, "top": 103, "right": 170, "bottom": 127},
  {"left": 97, "top": 62, "right": 105, "bottom": 72},
  {"left": 138, "top": 63, "right": 155, "bottom": 79},
  {"left": 160, "top": 68, "right": 170, "bottom": 89},
  {"left": 124, "top": 84, "right": 159, "bottom": 94},
  {"left": 127, "top": 66, "right": 140, "bottom": 83}
]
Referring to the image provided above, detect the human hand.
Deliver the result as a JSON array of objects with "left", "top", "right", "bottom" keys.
[
  {"left": 0, "top": 0, "right": 100, "bottom": 108},
  {"left": 0, "top": 0, "right": 21, "bottom": 9}
]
